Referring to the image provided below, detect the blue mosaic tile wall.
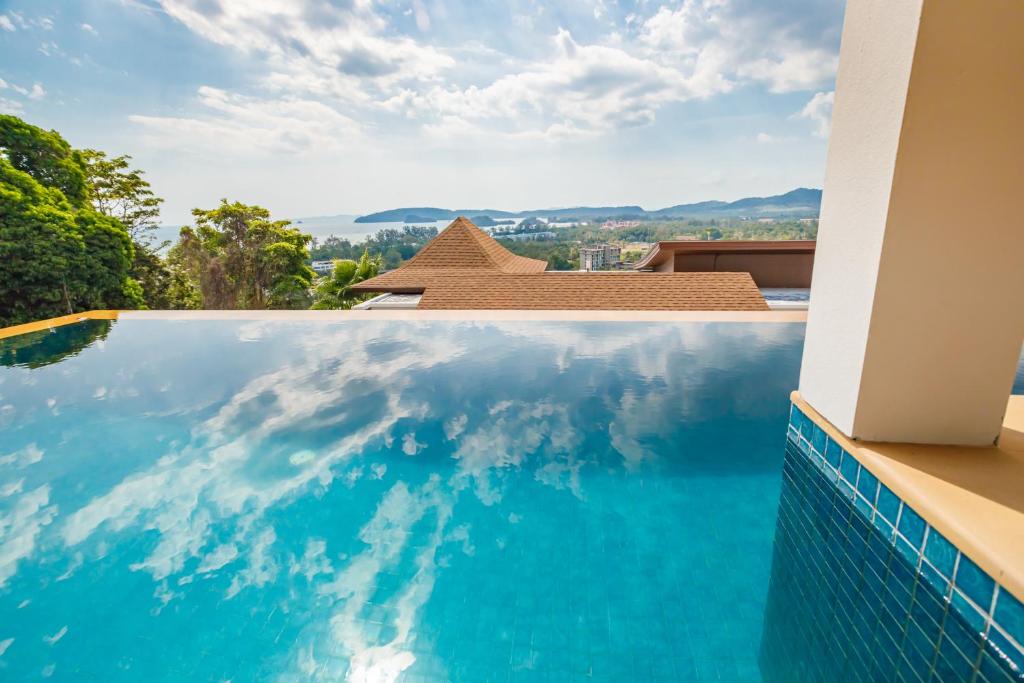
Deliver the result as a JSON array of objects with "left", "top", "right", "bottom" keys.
[{"left": 760, "top": 404, "right": 1024, "bottom": 682}]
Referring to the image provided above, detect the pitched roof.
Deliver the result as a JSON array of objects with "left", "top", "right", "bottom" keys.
[
  {"left": 399, "top": 216, "right": 547, "bottom": 274},
  {"left": 350, "top": 217, "right": 769, "bottom": 311},
  {"left": 410, "top": 272, "right": 768, "bottom": 310}
]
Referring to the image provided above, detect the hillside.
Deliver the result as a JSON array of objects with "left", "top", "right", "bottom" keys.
[{"left": 355, "top": 188, "right": 821, "bottom": 223}]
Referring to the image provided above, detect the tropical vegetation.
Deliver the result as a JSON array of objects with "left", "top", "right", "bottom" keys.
[{"left": 311, "top": 250, "right": 381, "bottom": 310}]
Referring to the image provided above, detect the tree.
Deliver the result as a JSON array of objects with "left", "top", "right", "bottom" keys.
[
  {"left": 169, "top": 200, "right": 315, "bottom": 310},
  {"left": 81, "top": 149, "right": 163, "bottom": 246},
  {"left": 0, "top": 114, "right": 89, "bottom": 205},
  {"left": 311, "top": 250, "right": 381, "bottom": 310},
  {"left": 0, "top": 157, "right": 141, "bottom": 325},
  {"left": 80, "top": 149, "right": 173, "bottom": 308}
]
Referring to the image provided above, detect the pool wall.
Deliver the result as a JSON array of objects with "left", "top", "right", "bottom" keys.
[{"left": 760, "top": 403, "right": 1024, "bottom": 682}]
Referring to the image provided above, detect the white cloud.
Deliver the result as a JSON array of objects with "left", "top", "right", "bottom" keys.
[
  {"left": 0, "top": 15, "right": 14, "bottom": 32},
  {"left": 132, "top": 0, "right": 841, "bottom": 150},
  {"left": 401, "top": 432, "right": 424, "bottom": 456},
  {"left": 0, "top": 485, "right": 58, "bottom": 587},
  {"left": 80, "top": 23, "right": 99, "bottom": 36},
  {"left": 0, "top": 98, "right": 23, "bottom": 114},
  {"left": 129, "top": 86, "right": 359, "bottom": 154},
  {"left": 798, "top": 90, "right": 834, "bottom": 138}
]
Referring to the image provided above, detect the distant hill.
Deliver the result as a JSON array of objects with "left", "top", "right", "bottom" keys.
[
  {"left": 354, "top": 207, "right": 518, "bottom": 223},
  {"left": 651, "top": 188, "right": 822, "bottom": 218},
  {"left": 355, "top": 189, "right": 821, "bottom": 223}
]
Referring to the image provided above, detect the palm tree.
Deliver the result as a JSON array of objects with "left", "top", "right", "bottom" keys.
[{"left": 311, "top": 249, "right": 381, "bottom": 310}]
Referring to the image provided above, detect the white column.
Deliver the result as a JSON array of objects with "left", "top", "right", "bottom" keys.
[{"left": 799, "top": 0, "right": 1024, "bottom": 446}]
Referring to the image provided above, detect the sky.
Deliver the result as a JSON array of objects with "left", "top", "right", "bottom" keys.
[{"left": 0, "top": 0, "right": 845, "bottom": 224}]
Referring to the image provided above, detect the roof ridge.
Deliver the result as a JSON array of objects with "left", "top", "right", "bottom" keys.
[{"left": 401, "top": 217, "right": 547, "bottom": 274}]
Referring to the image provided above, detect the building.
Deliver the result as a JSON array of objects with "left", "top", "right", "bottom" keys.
[
  {"left": 579, "top": 244, "right": 621, "bottom": 271},
  {"left": 634, "top": 240, "right": 815, "bottom": 288},
  {"left": 601, "top": 219, "right": 640, "bottom": 230},
  {"left": 349, "top": 217, "right": 768, "bottom": 311},
  {"left": 310, "top": 260, "right": 335, "bottom": 275}
]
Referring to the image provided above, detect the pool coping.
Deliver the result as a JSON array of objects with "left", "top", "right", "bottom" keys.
[
  {"left": 0, "top": 308, "right": 807, "bottom": 340},
  {"left": 0, "top": 310, "right": 120, "bottom": 340},
  {"left": 791, "top": 390, "right": 1024, "bottom": 605}
]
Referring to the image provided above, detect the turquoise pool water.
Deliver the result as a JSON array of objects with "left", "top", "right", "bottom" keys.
[{"left": 2, "top": 318, "right": 800, "bottom": 681}]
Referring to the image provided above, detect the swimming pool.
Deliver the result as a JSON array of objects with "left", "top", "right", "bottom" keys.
[{"left": 0, "top": 316, "right": 958, "bottom": 681}]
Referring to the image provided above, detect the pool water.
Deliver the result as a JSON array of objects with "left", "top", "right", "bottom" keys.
[{"left": 1, "top": 318, "right": 800, "bottom": 681}]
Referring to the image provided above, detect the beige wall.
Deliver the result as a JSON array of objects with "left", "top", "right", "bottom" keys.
[
  {"left": 671, "top": 253, "right": 814, "bottom": 288},
  {"left": 800, "top": 0, "right": 1024, "bottom": 445}
]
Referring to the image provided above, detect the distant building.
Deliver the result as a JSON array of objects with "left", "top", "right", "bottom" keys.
[
  {"left": 499, "top": 231, "right": 556, "bottom": 241},
  {"left": 602, "top": 220, "right": 640, "bottom": 230},
  {"left": 311, "top": 260, "right": 335, "bottom": 275},
  {"left": 579, "top": 244, "right": 621, "bottom": 271}
]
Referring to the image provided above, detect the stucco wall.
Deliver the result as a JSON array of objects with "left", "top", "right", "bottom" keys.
[{"left": 800, "top": 0, "right": 1024, "bottom": 445}]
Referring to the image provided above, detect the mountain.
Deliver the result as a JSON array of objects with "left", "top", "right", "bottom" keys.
[
  {"left": 355, "top": 188, "right": 821, "bottom": 223},
  {"left": 652, "top": 188, "right": 822, "bottom": 218},
  {"left": 354, "top": 208, "right": 518, "bottom": 223}
]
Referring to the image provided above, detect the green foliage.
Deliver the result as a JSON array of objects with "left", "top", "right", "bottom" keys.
[
  {"left": 81, "top": 149, "right": 174, "bottom": 308},
  {"left": 0, "top": 114, "right": 89, "bottom": 206},
  {"left": 169, "top": 200, "right": 315, "bottom": 310},
  {"left": 311, "top": 250, "right": 381, "bottom": 310},
  {"left": 310, "top": 226, "right": 437, "bottom": 269},
  {"left": 0, "top": 116, "right": 151, "bottom": 324},
  {"left": 0, "top": 156, "right": 141, "bottom": 325},
  {"left": 81, "top": 149, "right": 163, "bottom": 246}
]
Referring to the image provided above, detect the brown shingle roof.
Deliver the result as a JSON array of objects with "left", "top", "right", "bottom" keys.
[
  {"left": 400, "top": 216, "right": 547, "bottom": 274},
  {"left": 351, "top": 217, "right": 768, "bottom": 310}
]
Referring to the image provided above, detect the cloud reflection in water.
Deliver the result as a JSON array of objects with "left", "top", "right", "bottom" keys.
[{"left": 0, "top": 319, "right": 804, "bottom": 681}]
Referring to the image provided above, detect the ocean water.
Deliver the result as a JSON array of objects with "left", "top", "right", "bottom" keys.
[{"left": 0, "top": 318, "right": 803, "bottom": 681}]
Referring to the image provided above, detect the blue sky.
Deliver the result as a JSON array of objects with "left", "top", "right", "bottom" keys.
[{"left": 0, "top": 0, "right": 844, "bottom": 223}]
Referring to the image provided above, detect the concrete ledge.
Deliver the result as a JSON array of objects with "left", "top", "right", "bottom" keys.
[
  {"left": 117, "top": 309, "right": 807, "bottom": 323},
  {"left": 0, "top": 310, "right": 120, "bottom": 340},
  {"left": 792, "top": 390, "right": 1024, "bottom": 603}
]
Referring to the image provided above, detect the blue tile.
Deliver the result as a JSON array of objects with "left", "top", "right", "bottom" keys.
[
  {"left": 920, "top": 560, "right": 950, "bottom": 597},
  {"left": 923, "top": 530, "right": 958, "bottom": 579},
  {"left": 897, "top": 505, "right": 926, "bottom": 549},
  {"left": 810, "top": 426, "right": 827, "bottom": 456},
  {"left": 952, "top": 589, "right": 989, "bottom": 635},
  {"left": 856, "top": 467, "right": 878, "bottom": 503},
  {"left": 824, "top": 437, "right": 842, "bottom": 468},
  {"left": 854, "top": 495, "right": 873, "bottom": 520},
  {"left": 894, "top": 535, "right": 920, "bottom": 566},
  {"left": 876, "top": 484, "right": 901, "bottom": 525},
  {"left": 986, "top": 626, "right": 1024, "bottom": 671},
  {"left": 945, "top": 608, "right": 985, "bottom": 660},
  {"left": 994, "top": 590, "right": 1024, "bottom": 649},
  {"left": 797, "top": 408, "right": 813, "bottom": 437},
  {"left": 956, "top": 555, "right": 997, "bottom": 615},
  {"left": 872, "top": 513, "right": 894, "bottom": 541},
  {"left": 839, "top": 451, "right": 859, "bottom": 485}
]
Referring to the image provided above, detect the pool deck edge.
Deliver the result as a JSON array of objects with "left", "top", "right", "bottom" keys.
[
  {"left": 0, "top": 310, "right": 120, "bottom": 340},
  {"left": 791, "top": 390, "right": 1024, "bottom": 604}
]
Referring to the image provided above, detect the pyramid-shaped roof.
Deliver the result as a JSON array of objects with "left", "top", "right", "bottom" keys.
[
  {"left": 400, "top": 217, "right": 548, "bottom": 274},
  {"left": 351, "top": 217, "right": 547, "bottom": 292},
  {"left": 349, "top": 216, "right": 768, "bottom": 311}
]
